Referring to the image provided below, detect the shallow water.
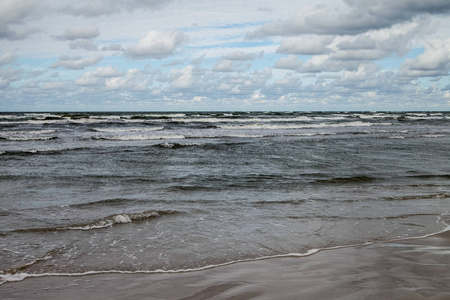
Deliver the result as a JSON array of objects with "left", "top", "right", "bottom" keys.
[{"left": 1, "top": 111, "right": 449, "bottom": 282}]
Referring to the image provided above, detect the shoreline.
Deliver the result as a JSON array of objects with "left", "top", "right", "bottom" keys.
[{"left": 1, "top": 230, "right": 450, "bottom": 300}]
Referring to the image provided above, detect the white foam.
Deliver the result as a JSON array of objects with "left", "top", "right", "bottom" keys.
[
  {"left": 421, "top": 134, "right": 446, "bottom": 138},
  {"left": 0, "top": 242, "right": 370, "bottom": 286},
  {"left": 92, "top": 134, "right": 185, "bottom": 141},
  {"left": 0, "top": 130, "right": 56, "bottom": 136},
  {"left": 4, "top": 224, "right": 450, "bottom": 286},
  {"left": 218, "top": 121, "right": 392, "bottom": 130},
  {"left": 113, "top": 214, "right": 132, "bottom": 224},
  {"left": 92, "top": 127, "right": 164, "bottom": 133},
  {"left": 158, "top": 142, "right": 203, "bottom": 148},
  {"left": 3, "top": 136, "right": 58, "bottom": 141},
  {"left": 170, "top": 116, "right": 313, "bottom": 123}
]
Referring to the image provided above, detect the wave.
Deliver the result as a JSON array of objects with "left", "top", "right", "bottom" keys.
[
  {"left": 4, "top": 227, "right": 450, "bottom": 285},
  {"left": 406, "top": 174, "right": 450, "bottom": 180},
  {"left": 0, "top": 136, "right": 58, "bottom": 141},
  {"left": 69, "top": 198, "right": 140, "bottom": 208},
  {"left": 155, "top": 142, "right": 202, "bottom": 149},
  {"left": 314, "top": 176, "right": 376, "bottom": 184},
  {"left": 0, "top": 147, "right": 89, "bottom": 156},
  {"left": 169, "top": 116, "right": 314, "bottom": 123},
  {"left": 11, "top": 210, "right": 178, "bottom": 233},
  {"left": 382, "top": 193, "right": 449, "bottom": 201},
  {"left": 91, "top": 134, "right": 185, "bottom": 141},
  {"left": 0, "top": 129, "right": 57, "bottom": 135},
  {"left": 92, "top": 127, "right": 164, "bottom": 133},
  {"left": 218, "top": 121, "right": 392, "bottom": 130}
]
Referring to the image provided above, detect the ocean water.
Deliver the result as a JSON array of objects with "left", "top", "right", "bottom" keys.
[{"left": 0, "top": 111, "right": 449, "bottom": 283}]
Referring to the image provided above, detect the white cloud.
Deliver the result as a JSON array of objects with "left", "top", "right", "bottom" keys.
[
  {"left": 0, "top": 67, "right": 22, "bottom": 88},
  {"left": 399, "top": 39, "right": 450, "bottom": 77},
  {"left": 274, "top": 55, "right": 303, "bottom": 70},
  {"left": 57, "top": 25, "right": 99, "bottom": 40},
  {"left": 95, "top": 66, "right": 125, "bottom": 77},
  {"left": 101, "top": 44, "right": 125, "bottom": 52},
  {"left": 74, "top": 73, "right": 103, "bottom": 86},
  {"left": 0, "top": 51, "right": 16, "bottom": 66},
  {"left": 1, "top": 0, "right": 450, "bottom": 111},
  {"left": 105, "top": 68, "right": 150, "bottom": 91},
  {"left": 169, "top": 65, "right": 197, "bottom": 89},
  {"left": 50, "top": 55, "right": 103, "bottom": 70},
  {"left": 127, "top": 30, "right": 185, "bottom": 59},
  {"left": 212, "top": 59, "right": 234, "bottom": 72},
  {"left": 223, "top": 51, "right": 256, "bottom": 60},
  {"left": 42, "top": 81, "right": 72, "bottom": 90},
  {"left": 74, "top": 66, "right": 124, "bottom": 86},
  {"left": 273, "top": 73, "right": 301, "bottom": 86},
  {"left": 277, "top": 35, "right": 335, "bottom": 55}
]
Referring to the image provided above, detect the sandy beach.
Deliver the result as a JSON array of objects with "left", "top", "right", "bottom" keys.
[{"left": 1, "top": 230, "right": 450, "bottom": 300}]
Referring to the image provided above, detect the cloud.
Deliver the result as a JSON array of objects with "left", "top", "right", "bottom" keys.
[
  {"left": 212, "top": 59, "right": 234, "bottom": 72},
  {"left": 74, "top": 66, "right": 125, "bottom": 86},
  {"left": 223, "top": 51, "right": 256, "bottom": 61},
  {"left": 105, "top": 68, "right": 150, "bottom": 91},
  {"left": 95, "top": 66, "right": 125, "bottom": 77},
  {"left": 337, "top": 35, "right": 377, "bottom": 50},
  {"left": 57, "top": 25, "right": 100, "bottom": 40},
  {"left": 277, "top": 35, "right": 335, "bottom": 55},
  {"left": 0, "top": 67, "right": 23, "bottom": 88},
  {"left": 191, "top": 54, "right": 206, "bottom": 65},
  {"left": 126, "top": 30, "right": 185, "bottom": 59},
  {"left": 274, "top": 55, "right": 303, "bottom": 70},
  {"left": 74, "top": 73, "right": 103, "bottom": 86},
  {"left": 51, "top": 55, "right": 103, "bottom": 70},
  {"left": 0, "top": 0, "right": 40, "bottom": 40},
  {"left": 55, "top": 25, "right": 100, "bottom": 51},
  {"left": 60, "top": 0, "right": 171, "bottom": 17},
  {"left": 169, "top": 65, "right": 200, "bottom": 89},
  {"left": 0, "top": 51, "right": 16, "bottom": 66},
  {"left": 399, "top": 39, "right": 450, "bottom": 77},
  {"left": 273, "top": 73, "right": 301, "bottom": 87},
  {"left": 69, "top": 40, "right": 99, "bottom": 51},
  {"left": 272, "top": 19, "right": 434, "bottom": 74},
  {"left": 247, "top": 0, "right": 450, "bottom": 38},
  {"left": 101, "top": 44, "right": 125, "bottom": 52},
  {"left": 301, "top": 55, "right": 360, "bottom": 73}
]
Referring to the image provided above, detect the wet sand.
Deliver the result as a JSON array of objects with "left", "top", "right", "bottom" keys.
[{"left": 1, "top": 230, "right": 450, "bottom": 300}]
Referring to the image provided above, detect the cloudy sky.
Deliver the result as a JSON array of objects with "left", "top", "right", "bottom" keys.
[{"left": 1, "top": 0, "right": 450, "bottom": 111}]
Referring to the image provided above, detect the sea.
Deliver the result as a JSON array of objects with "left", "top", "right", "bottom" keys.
[{"left": 0, "top": 111, "right": 449, "bottom": 284}]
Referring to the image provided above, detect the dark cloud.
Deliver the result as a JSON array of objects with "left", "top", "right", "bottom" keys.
[
  {"left": 0, "top": 0, "right": 40, "bottom": 40},
  {"left": 247, "top": 0, "right": 450, "bottom": 38},
  {"left": 60, "top": 0, "right": 172, "bottom": 17}
]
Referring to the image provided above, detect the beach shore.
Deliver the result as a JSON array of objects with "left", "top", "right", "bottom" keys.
[{"left": 2, "top": 230, "right": 450, "bottom": 300}]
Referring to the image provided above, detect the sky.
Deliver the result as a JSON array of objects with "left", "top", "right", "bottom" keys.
[{"left": 1, "top": 0, "right": 450, "bottom": 111}]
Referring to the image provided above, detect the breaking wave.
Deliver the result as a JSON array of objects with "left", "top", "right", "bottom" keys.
[{"left": 11, "top": 210, "right": 178, "bottom": 233}]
